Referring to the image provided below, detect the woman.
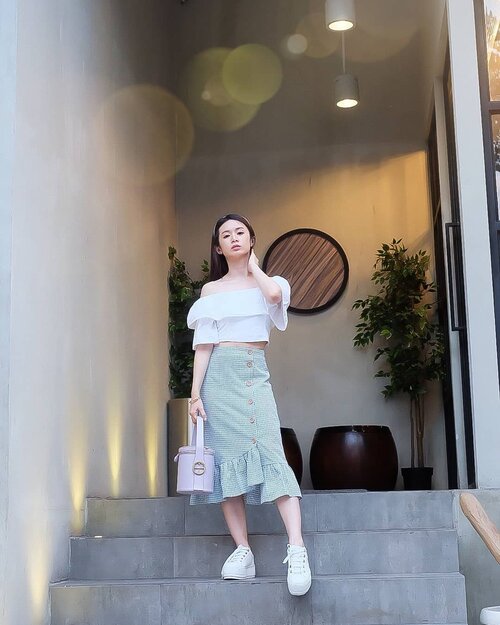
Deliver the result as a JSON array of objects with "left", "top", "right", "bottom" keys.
[{"left": 186, "top": 213, "right": 311, "bottom": 597}]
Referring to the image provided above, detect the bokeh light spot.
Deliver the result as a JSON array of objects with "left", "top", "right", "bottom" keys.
[
  {"left": 222, "top": 44, "right": 283, "bottom": 105},
  {"left": 286, "top": 34, "right": 308, "bottom": 55},
  {"left": 296, "top": 12, "right": 339, "bottom": 58},
  {"left": 179, "top": 47, "right": 260, "bottom": 132},
  {"left": 93, "top": 84, "right": 194, "bottom": 186},
  {"left": 203, "top": 74, "right": 234, "bottom": 107}
]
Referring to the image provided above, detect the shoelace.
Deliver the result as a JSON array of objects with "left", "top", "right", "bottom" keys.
[
  {"left": 228, "top": 546, "right": 251, "bottom": 563},
  {"left": 282, "top": 546, "right": 308, "bottom": 574}
]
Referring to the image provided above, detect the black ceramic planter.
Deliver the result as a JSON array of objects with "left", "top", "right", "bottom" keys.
[
  {"left": 401, "top": 467, "right": 433, "bottom": 490},
  {"left": 309, "top": 425, "right": 398, "bottom": 491},
  {"left": 280, "top": 427, "right": 303, "bottom": 485}
]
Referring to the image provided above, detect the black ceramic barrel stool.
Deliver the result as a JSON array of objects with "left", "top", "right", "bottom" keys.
[
  {"left": 280, "top": 427, "right": 303, "bottom": 485},
  {"left": 309, "top": 425, "right": 398, "bottom": 491}
]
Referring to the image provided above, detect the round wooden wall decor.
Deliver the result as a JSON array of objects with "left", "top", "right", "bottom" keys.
[{"left": 262, "top": 228, "right": 349, "bottom": 314}]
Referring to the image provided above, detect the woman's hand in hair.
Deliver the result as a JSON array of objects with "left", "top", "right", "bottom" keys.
[
  {"left": 189, "top": 399, "right": 207, "bottom": 425},
  {"left": 248, "top": 249, "right": 260, "bottom": 273}
]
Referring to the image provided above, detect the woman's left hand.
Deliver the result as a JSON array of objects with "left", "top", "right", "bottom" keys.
[{"left": 248, "top": 249, "right": 259, "bottom": 273}]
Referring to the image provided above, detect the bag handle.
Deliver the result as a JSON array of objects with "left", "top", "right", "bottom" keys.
[
  {"left": 173, "top": 413, "right": 205, "bottom": 464},
  {"left": 190, "top": 413, "right": 205, "bottom": 453},
  {"left": 194, "top": 416, "right": 204, "bottom": 469},
  {"left": 192, "top": 414, "right": 207, "bottom": 489}
]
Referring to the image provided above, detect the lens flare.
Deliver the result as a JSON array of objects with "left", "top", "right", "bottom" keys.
[
  {"left": 93, "top": 84, "right": 194, "bottom": 186},
  {"left": 222, "top": 44, "right": 283, "bottom": 105},
  {"left": 296, "top": 12, "right": 339, "bottom": 58},
  {"left": 179, "top": 47, "right": 260, "bottom": 132},
  {"left": 286, "top": 34, "right": 308, "bottom": 56}
]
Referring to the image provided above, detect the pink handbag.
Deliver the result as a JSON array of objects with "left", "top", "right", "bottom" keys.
[{"left": 173, "top": 415, "right": 215, "bottom": 494}]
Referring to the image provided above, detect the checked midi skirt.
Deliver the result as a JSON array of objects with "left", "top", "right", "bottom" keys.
[{"left": 189, "top": 345, "right": 302, "bottom": 506}]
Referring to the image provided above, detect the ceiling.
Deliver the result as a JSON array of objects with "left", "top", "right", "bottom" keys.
[{"left": 171, "top": 0, "right": 447, "bottom": 155}]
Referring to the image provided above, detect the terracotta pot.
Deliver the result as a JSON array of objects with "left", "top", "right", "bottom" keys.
[
  {"left": 280, "top": 427, "right": 303, "bottom": 485},
  {"left": 309, "top": 425, "right": 398, "bottom": 491}
]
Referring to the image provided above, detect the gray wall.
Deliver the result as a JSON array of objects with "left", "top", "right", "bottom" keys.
[
  {"left": 0, "top": 2, "right": 18, "bottom": 623},
  {"left": 1, "top": 2, "right": 176, "bottom": 624}
]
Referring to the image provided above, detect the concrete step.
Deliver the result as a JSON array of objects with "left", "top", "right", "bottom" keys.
[
  {"left": 70, "top": 529, "right": 460, "bottom": 580},
  {"left": 50, "top": 572, "right": 468, "bottom": 625},
  {"left": 85, "top": 491, "right": 454, "bottom": 537}
]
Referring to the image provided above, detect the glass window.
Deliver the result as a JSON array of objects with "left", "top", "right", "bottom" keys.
[
  {"left": 485, "top": 0, "right": 500, "bottom": 100},
  {"left": 491, "top": 114, "right": 500, "bottom": 217}
]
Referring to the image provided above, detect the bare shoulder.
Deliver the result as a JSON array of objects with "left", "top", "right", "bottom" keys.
[
  {"left": 201, "top": 279, "right": 236, "bottom": 296},
  {"left": 201, "top": 278, "right": 259, "bottom": 297},
  {"left": 200, "top": 281, "right": 217, "bottom": 297}
]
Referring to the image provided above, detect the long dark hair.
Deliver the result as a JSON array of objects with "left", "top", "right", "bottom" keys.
[{"left": 209, "top": 213, "right": 256, "bottom": 281}]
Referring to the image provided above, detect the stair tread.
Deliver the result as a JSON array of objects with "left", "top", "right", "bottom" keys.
[
  {"left": 77, "top": 528, "right": 457, "bottom": 538},
  {"left": 85, "top": 492, "right": 455, "bottom": 537},
  {"left": 51, "top": 571, "right": 466, "bottom": 587},
  {"left": 86, "top": 490, "right": 452, "bottom": 500}
]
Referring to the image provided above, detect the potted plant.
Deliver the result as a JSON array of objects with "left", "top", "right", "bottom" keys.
[
  {"left": 167, "top": 246, "right": 209, "bottom": 397},
  {"left": 352, "top": 239, "right": 446, "bottom": 490},
  {"left": 167, "top": 246, "right": 209, "bottom": 495}
]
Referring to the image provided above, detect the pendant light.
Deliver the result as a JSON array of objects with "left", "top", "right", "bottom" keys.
[
  {"left": 325, "top": 0, "right": 356, "bottom": 31},
  {"left": 335, "top": 32, "right": 359, "bottom": 108}
]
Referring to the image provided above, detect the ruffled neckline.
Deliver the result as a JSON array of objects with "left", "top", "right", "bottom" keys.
[
  {"left": 186, "top": 276, "right": 290, "bottom": 330},
  {"left": 200, "top": 286, "right": 260, "bottom": 299},
  {"left": 187, "top": 286, "right": 268, "bottom": 326}
]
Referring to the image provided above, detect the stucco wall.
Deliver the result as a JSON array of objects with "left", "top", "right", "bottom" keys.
[
  {"left": 0, "top": 1, "right": 18, "bottom": 623},
  {"left": 1, "top": 2, "right": 176, "bottom": 624}
]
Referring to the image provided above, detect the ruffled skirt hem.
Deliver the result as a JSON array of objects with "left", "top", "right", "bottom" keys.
[{"left": 189, "top": 445, "right": 302, "bottom": 505}]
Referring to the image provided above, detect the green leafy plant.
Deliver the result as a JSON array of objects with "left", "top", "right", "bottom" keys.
[
  {"left": 352, "top": 239, "right": 446, "bottom": 468},
  {"left": 168, "top": 246, "right": 209, "bottom": 398}
]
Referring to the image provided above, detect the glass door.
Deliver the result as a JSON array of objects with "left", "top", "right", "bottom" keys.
[
  {"left": 475, "top": 0, "right": 500, "bottom": 372},
  {"left": 438, "top": 51, "right": 476, "bottom": 488}
]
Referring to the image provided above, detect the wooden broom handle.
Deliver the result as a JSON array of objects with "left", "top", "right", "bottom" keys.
[{"left": 459, "top": 492, "right": 500, "bottom": 565}]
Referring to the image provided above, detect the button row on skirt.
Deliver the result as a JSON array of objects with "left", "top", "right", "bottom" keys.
[{"left": 246, "top": 353, "right": 256, "bottom": 443}]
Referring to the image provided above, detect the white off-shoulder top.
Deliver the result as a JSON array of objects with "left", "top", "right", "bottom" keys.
[{"left": 186, "top": 276, "right": 291, "bottom": 349}]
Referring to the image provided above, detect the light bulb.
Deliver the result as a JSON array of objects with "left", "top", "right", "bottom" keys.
[
  {"left": 335, "top": 73, "right": 359, "bottom": 108},
  {"left": 325, "top": 0, "right": 356, "bottom": 31}
]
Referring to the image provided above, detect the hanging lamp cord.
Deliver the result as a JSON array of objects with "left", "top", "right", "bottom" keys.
[{"left": 342, "top": 31, "right": 346, "bottom": 74}]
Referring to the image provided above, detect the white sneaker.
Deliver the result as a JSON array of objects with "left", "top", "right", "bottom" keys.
[
  {"left": 282, "top": 543, "right": 312, "bottom": 595},
  {"left": 221, "top": 544, "right": 256, "bottom": 580}
]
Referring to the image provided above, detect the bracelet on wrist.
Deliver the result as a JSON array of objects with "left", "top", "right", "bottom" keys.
[{"left": 189, "top": 396, "right": 200, "bottom": 405}]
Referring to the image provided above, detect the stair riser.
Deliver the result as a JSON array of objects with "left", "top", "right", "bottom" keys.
[
  {"left": 85, "top": 492, "right": 454, "bottom": 537},
  {"left": 70, "top": 530, "right": 459, "bottom": 580},
  {"left": 50, "top": 575, "right": 467, "bottom": 625}
]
